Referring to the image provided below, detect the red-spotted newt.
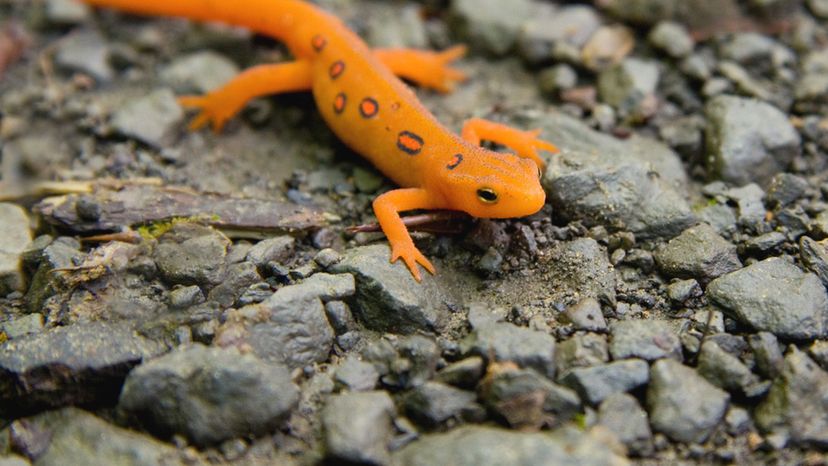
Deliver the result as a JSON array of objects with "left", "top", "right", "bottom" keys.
[{"left": 81, "top": 0, "right": 559, "bottom": 281}]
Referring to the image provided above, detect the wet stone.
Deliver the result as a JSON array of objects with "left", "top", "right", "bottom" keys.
[
  {"left": 598, "top": 393, "right": 654, "bottom": 457},
  {"left": 324, "top": 300, "right": 355, "bottom": 335},
  {"left": 562, "top": 298, "right": 607, "bottom": 332},
  {"left": 393, "top": 425, "right": 628, "bottom": 466},
  {"left": 119, "top": 344, "right": 298, "bottom": 446},
  {"left": 0, "top": 323, "right": 165, "bottom": 416},
  {"left": 560, "top": 358, "right": 649, "bottom": 405},
  {"left": 434, "top": 356, "right": 485, "bottom": 389},
  {"left": 111, "top": 88, "right": 184, "bottom": 148},
  {"left": 403, "top": 381, "right": 481, "bottom": 428},
  {"left": 648, "top": 21, "right": 694, "bottom": 58},
  {"left": 334, "top": 356, "right": 379, "bottom": 392},
  {"left": 450, "top": 0, "right": 533, "bottom": 55},
  {"left": 609, "top": 319, "right": 682, "bottom": 361},
  {"left": 647, "top": 358, "right": 730, "bottom": 443},
  {"left": 0, "top": 203, "right": 32, "bottom": 295},
  {"left": 322, "top": 391, "right": 395, "bottom": 465},
  {"left": 554, "top": 333, "right": 609, "bottom": 374},
  {"left": 705, "top": 95, "right": 801, "bottom": 186},
  {"left": 655, "top": 223, "right": 741, "bottom": 284},
  {"left": 697, "top": 340, "right": 761, "bottom": 394},
  {"left": 154, "top": 224, "right": 230, "bottom": 288},
  {"left": 54, "top": 30, "right": 113, "bottom": 82},
  {"left": 7, "top": 408, "right": 182, "bottom": 466},
  {"left": 707, "top": 257, "right": 828, "bottom": 340},
  {"left": 160, "top": 51, "right": 239, "bottom": 94},
  {"left": 462, "top": 322, "right": 556, "bottom": 378},
  {"left": 748, "top": 332, "right": 784, "bottom": 379},
  {"left": 331, "top": 244, "right": 453, "bottom": 334},
  {"left": 755, "top": 347, "right": 828, "bottom": 448}
]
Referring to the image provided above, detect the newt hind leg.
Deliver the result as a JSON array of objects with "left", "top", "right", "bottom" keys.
[
  {"left": 461, "top": 118, "right": 559, "bottom": 169},
  {"left": 178, "top": 60, "right": 313, "bottom": 132},
  {"left": 374, "top": 45, "right": 467, "bottom": 93}
]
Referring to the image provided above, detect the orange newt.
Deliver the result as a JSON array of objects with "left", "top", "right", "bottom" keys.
[{"left": 81, "top": 0, "right": 559, "bottom": 281}]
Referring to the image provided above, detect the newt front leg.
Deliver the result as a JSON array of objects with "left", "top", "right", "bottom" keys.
[{"left": 461, "top": 118, "right": 559, "bottom": 169}]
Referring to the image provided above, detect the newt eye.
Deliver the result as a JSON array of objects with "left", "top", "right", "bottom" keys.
[{"left": 477, "top": 187, "right": 498, "bottom": 204}]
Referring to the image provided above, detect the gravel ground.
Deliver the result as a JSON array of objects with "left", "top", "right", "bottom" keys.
[{"left": 1, "top": 0, "right": 828, "bottom": 464}]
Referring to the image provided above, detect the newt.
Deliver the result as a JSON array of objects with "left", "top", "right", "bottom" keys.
[{"left": 81, "top": 0, "right": 559, "bottom": 281}]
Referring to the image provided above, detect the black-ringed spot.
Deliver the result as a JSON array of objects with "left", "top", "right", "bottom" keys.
[
  {"left": 329, "top": 60, "right": 345, "bottom": 79},
  {"left": 396, "top": 131, "right": 424, "bottom": 156},
  {"left": 359, "top": 97, "right": 379, "bottom": 118},
  {"left": 447, "top": 153, "right": 463, "bottom": 170},
  {"left": 311, "top": 35, "right": 327, "bottom": 52},
  {"left": 333, "top": 93, "right": 347, "bottom": 114}
]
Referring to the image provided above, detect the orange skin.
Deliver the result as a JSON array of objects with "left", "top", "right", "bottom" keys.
[{"left": 82, "top": 0, "right": 558, "bottom": 281}]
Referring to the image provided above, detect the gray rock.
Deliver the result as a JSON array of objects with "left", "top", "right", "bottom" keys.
[
  {"left": 555, "top": 333, "right": 609, "bottom": 374},
  {"left": 745, "top": 231, "right": 787, "bottom": 255},
  {"left": 54, "top": 30, "right": 113, "bottom": 81},
  {"left": 705, "top": 95, "right": 801, "bottom": 186},
  {"left": 548, "top": 238, "right": 617, "bottom": 306},
  {"left": 697, "top": 341, "right": 761, "bottom": 394},
  {"left": 0, "top": 323, "right": 165, "bottom": 416},
  {"left": 538, "top": 64, "right": 579, "bottom": 95},
  {"left": 45, "top": 0, "right": 91, "bottom": 25},
  {"left": 598, "top": 58, "right": 660, "bottom": 117},
  {"left": 598, "top": 0, "right": 740, "bottom": 28},
  {"left": 707, "top": 257, "right": 828, "bottom": 339},
  {"left": 23, "top": 237, "right": 83, "bottom": 313},
  {"left": 207, "top": 261, "right": 262, "bottom": 307},
  {"left": 362, "top": 335, "right": 440, "bottom": 389},
  {"left": 8, "top": 408, "right": 182, "bottom": 466},
  {"left": 403, "top": 381, "right": 480, "bottom": 428},
  {"left": 609, "top": 319, "right": 682, "bottom": 361},
  {"left": 536, "top": 111, "right": 695, "bottom": 240},
  {"left": 562, "top": 298, "right": 607, "bottom": 332},
  {"left": 0, "top": 455, "right": 29, "bottom": 466},
  {"left": 560, "top": 359, "right": 649, "bottom": 405},
  {"left": 324, "top": 300, "right": 355, "bottom": 335},
  {"left": 331, "top": 244, "right": 453, "bottom": 333},
  {"left": 393, "top": 425, "right": 629, "bottom": 466},
  {"left": 435, "top": 356, "right": 485, "bottom": 389},
  {"left": 363, "top": 2, "right": 428, "bottom": 48},
  {"left": 810, "top": 0, "right": 828, "bottom": 17},
  {"left": 219, "top": 274, "right": 349, "bottom": 368},
  {"left": 598, "top": 393, "right": 654, "bottom": 456},
  {"left": 479, "top": 366, "right": 582, "bottom": 428},
  {"left": 0, "top": 313, "right": 43, "bottom": 340},
  {"left": 169, "top": 285, "right": 205, "bottom": 309},
  {"left": 648, "top": 21, "right": 694, "bottom": 58},
  {"left": 767, "top": 173, "right": 808, "bottom": 207},
  {"left": 518, "top": 5, "right": 601, "bottom": 64},
  {"left": 322, "top": 391, "right": 395, "bottom": 465},
  {"left": 111, "top": 88, "right": 184, "bottom": 148},
  {"left": 799, "top": 237, "right": 828, "bottom": 288},
  {"left": 154, "top": 224, "right": 230, "bottom": 288},
  {"left": 809, "top": 340, "right": 828, "bottom": 370},
  {"left": 245, "top": 235, "right": 295, "bottom": 269},
  {"left": 748, "top": 332, "right": 784, "bottom": 379},
  {"left": 755, "top": 347, "right": 828, "bottom": 448},
  {"left": 450, "top": 0, "right": 534, "bottom": 55},
  {"left": 724, "top": 183, "right": 767, "bottom": 227},
  {"left": 655, "top": 223, "right": 742, "bottom": 284},
  {"left": 334, "top": 356, "right": 379, "bottom": 391},
  {"left": 160, "top": 51, "right": 239, "bottom": 94},
  {"left": 0, "top": 203, "right": 32, "bottom": 294},
  {"left": 719, "top": 33, "right": 793, "bottom": 70},
  {"left": 119, "top": 344, "right": 298, "bottom": 446},
  {"left": 462, "top": 322, "right": 556, "bottom": 378},
  {"left": 647, "top": 359, "right": 730, "bottom": 443},
  {"left": 698, "top": 203, "right": 738, "bottom": 234},
  {"left": 667, "top": 279, "right": 702, "bottom": 304}
]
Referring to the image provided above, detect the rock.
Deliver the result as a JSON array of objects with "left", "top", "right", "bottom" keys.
[
  {"left": 706, "top": 257, "right": 828, "bottom": 340},
  {"left": 206, "top": 261, "right": 262, "bottom": 307},
  {"left": 538, "top": 64, "right": 579, "bottom": 96},
  {"left": 0, "top": 314, "right": 43, "bottom": 340},
  {"left": 766, "top": 173, "right": 808, "bottom": 207},
  {"left": 536, "top": 111, "right": 695, "bottom": 240},
  {"left": 647, "top": 359, "right": 730, "bottom": 443},
  {"left": 748, "top": 332, "right": 784, "bottom": 379},
  {"left": 480, "top": 366, "right": 581, "bottom": 428},
  {"left": 609, "top": 319, "right": 682, "bottom": 361},
  {"left": 697, "top": 341, "right": 761, "bottom": 394},
  {"left": 598, "top": 58, "right": 660, "bottom": 117},
  {"left": 547, "top": 238, "right": 617, "bottom": 307},
  {"left": 667, "top": 279, "right": 702, "bottom": 304},
  {"left": 724, "top": 183, "right": 767, "bottom": 228},
  {"left": 331, "top": 244, "right": 454, "bottom": 333},
  {"left": 581, "top": 25, "right": 636, "bottom": 71},
  {"left": 799, "top": 237, "right": 828, "bottom": 288},
  {"left": 810, "top": 0, "right": 828, "bottom": 17},
  {"left": 245, "top": 235, "right": 295, "bottom": 269},
  {"left": 744, "top": 232, "right": 786, "bottom": 255},
  {"left": 719, "top": 33, "right": 793, "bottom": 71},
  {"left": 462, "top": 322, "right": 556, "bottom": 378},
  {"left": 598, "top": 0, "right": 740, "bottom": 29},
  {"left": 217, "top": 274, "right": 350, "bottom": 368},
  {"left": 159, "top": 51, "right": 239, "bottom": 94},
  {"left": 705, "top": 95, "right": 801, "bottom": 186},
  {"left": 449, "top": 0, "right": 534, "bottom": 55},
  {"left": 0, "top": 455, "right": 29, "bottom": 466},
  {"left": 119, "top": 344, "right": 298, "bottom": 446},
  {"left": 322, "top": 391, "right": 395, "bottom": 465},
  {"left": 755, "top": 347, "right": 828, "bottom": 448},
  {"left": 403, "top": 381, "right": 481, "bottom": 428},
  {"left": 111, "top": 88, "right": 184, "bottom": 148},
  {"left": 654, "top": 223, "right": 742, "bottom": 284},
  {"left": 154, "top": 224, "right": 230, "bottom": 288},
  {"left": 54, "top": 30, "right": 113, "bottom": 81},
  {"left": 648, "top": 21, "right": 694, "bottom": 58},
  {"left": 334, "top": 356, "right": 379, "bottom": 392},
  {"left": 168, "top": 285, "right": 205, "bottom": 309},
  {"left": 23, "top": 237, "right": 83, "bottom": 313},
  {"left": 7, "top": 408, "right": 182, "bottom": 466},
  {"left": 560, "top": 359, "right": 649, "bottom": 405},
  {"left": 518, "top": 5, "right": 601, "bottom": 64},
  {"left": 562, "top": 297, "right": 608, "bottom": 332},
  {"left": 434, "top": 356, "right": 485, "bottom": 389},
  {"left": 598, "top": 393, "right": 654, "bottom": 456},
  {"left": 361, "top": 335, "right": 440, "bottom": 390},
  {"left": 555, "top": 333, "right": 609, "bottom": 374},
  {"left": 44, "top": 0, "right": 91, "bottom": 25},
  {"left": 324, "top": 300, "right": 356, "bottom": 335},
  {"left": 0, "top": 323, "right": 164, "bottom": 416},
  {"left": 393, "top": 425, "right": 629, "bottom": 466},
  {"left": 0, "top": 203, "right": 32, "bottom": 294}
]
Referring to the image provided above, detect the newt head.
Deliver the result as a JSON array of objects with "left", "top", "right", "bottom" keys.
[{"left": 435, "top": 146, "right": 546, "bottom": 219}]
